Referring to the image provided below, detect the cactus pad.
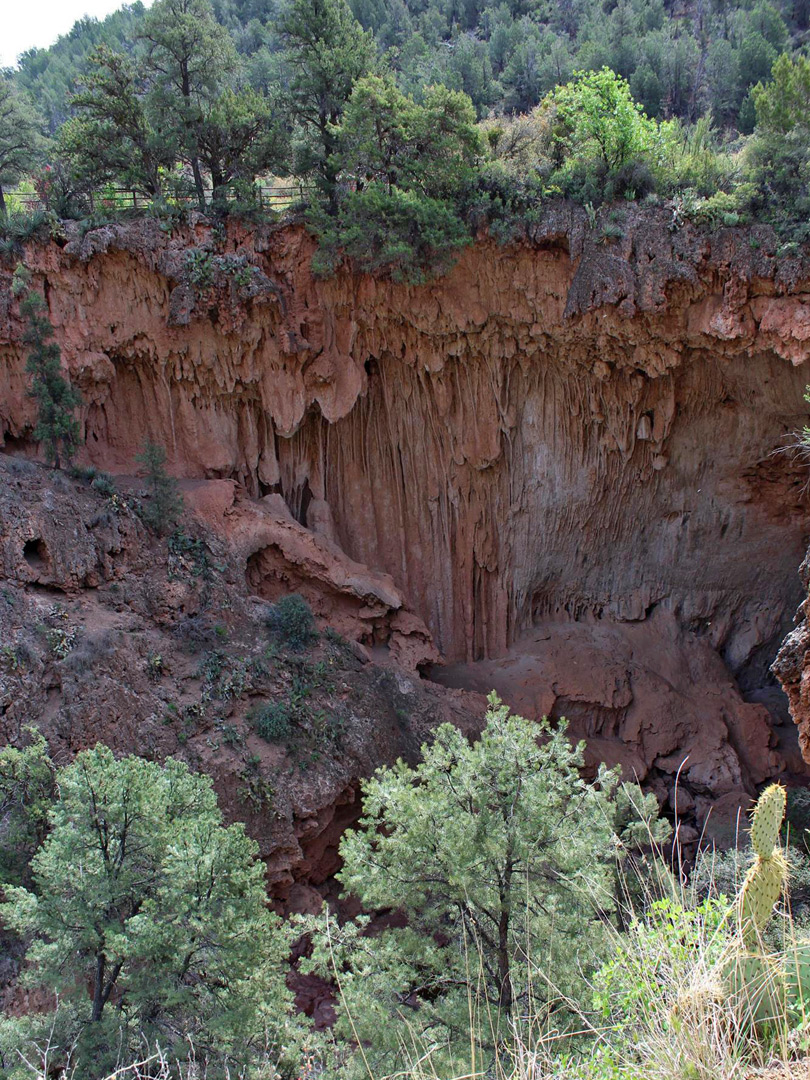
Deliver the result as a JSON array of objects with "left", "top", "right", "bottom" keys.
[
  {"left": 725, "top": 948, "right": 785, "bottom": 1025},
  {"left": 739, "top": 850, "right": 788, "bottom": 945},
  {"left": 785, "top": 938, "right": 810, "bottom": 1016},
  {"left": 750, "top": 784, "right": 786, "bottom": 858}
]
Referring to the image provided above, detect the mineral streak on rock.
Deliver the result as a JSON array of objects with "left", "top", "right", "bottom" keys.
[{"left": 2, "top": 205, "right": 810, "bottom": 821}]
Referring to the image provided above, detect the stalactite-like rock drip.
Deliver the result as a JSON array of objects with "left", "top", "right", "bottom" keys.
[{"left": 1, "top": 208, "right": 810, "bottom": 678}]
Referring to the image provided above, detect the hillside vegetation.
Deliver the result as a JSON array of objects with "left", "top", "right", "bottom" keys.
[{"left": 0, "top": 0, "right": 809, "bottom": 279}]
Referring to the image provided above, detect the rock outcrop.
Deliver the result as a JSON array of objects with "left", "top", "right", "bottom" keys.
[
  {"left": 0, "top": 458, "right": 480, "bottom": 902},
  {"left": 2, "top": 204, "right": 810, "bottom": 834},
  {"left": 773, "top": 550, "right": 810, "bottom": 768}
]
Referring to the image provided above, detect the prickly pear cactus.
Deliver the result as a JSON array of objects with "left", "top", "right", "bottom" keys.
[
  {"left": 785, "top": 939, "right": 810, "bottom": 1018},
  {"left": 726, "top": 950, "right": 785, "bottom": 1025},
  {"left": 739, "top": 784, "right": 788, "bottom": 946},
  {"left": 750, "top": 784, "right": 787, "bottom": 858}
]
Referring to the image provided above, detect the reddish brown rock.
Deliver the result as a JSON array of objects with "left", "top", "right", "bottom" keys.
[
  {"left": 2, "top": 207, "right": 810, "bottom": 842},
  {"left": 773, "top": 551, "right": 810, "bottom": 766}
]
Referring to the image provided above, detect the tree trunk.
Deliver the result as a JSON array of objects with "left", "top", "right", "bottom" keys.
[
  {"left": 497, "top": 903, "right": 512, "bottom": 1012},
  {"left": 211, "top": 167, "right": 227, "bottom": 211},
  {"left": 497, "top": 854, "right": 515, "bottom": 1013},
  {"left": 191, "top": 157, "right": 206, "bottom": 210},
  {"left": 180, "top": 61, "right": 206, "bottom": 210},
  {"left": 0, "top": 184, "right": 6, "bottom": 218},
  {"left": 91, "top": 953, "right": 106, "bottom": 1022}
]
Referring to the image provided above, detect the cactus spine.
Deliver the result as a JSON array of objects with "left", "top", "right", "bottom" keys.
[{"left": 738, "top": 783, "right": 788, "bottom": 946}]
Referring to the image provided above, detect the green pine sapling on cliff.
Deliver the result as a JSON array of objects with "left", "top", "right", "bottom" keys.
[
  {"left": 136, "top": 438, "right": 184, "bottom": 534},
  {"left": 13, "top": 264, "right": 82, "bottom": 469},
  {"left": 302, "top": 693, "right": 668, "bottom": 1079}
]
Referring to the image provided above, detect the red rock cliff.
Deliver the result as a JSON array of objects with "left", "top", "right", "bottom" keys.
[{"left": 2, "top": 205, "right": 810, "bottom": 819}]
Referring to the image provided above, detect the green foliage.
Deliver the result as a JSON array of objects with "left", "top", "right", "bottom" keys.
[
  {"left": 548, "top": 67, "right": 659, "bottom": 195},
  {"left": 594, "top": 895, "right": 733, "bottom": 1032},
  {"left": 748, "top": 54, "right": 810, "bottom": 228},
  {"left": 304, "top": 694, "right": 650, "bottom": 1077},
  {"left": 336, "top": 75, "right": 480, "bottom": 197},
  {"left": 0, "top": 733, "right": 55, "bottom": 889},
  {"left": 193, "top": 86, "right": 288, "bottom": 203},
  {"left": 139, "top": 0, "right": 239, "bottom": 207},
  {"left": 277, "top": 0, "right": 376, "bottom": 201},
  {"left": 752, "top": 52, "right": 810, "bottom": 135},
  {"left": 135, "top": 439, "right": 184, "bottom": 535},
  {"left": 308, "top": 73, "right": 479, "bottom": 278},
  {"left": 310, "top": 182, "right": 471, "bottom": 282},
  {"left": 265, "top": 593, "right": 317, "bottom": 650},
  {"left": 60, "top": 45, "right": 173, "bottom": 199},
  {"left": 0, "top": 746, "right": 297, "bottom": 1076},
  {"left": 18, "top": 284, "right": 82, "bottom": 469},
  {"left": 7, "top": 0, "right": 810, "bottom": 276},
  {"left": 14, "top": 3, "right": 147, "bottom": 132},
  {"left": 249, "top": 700, "right": 293, "bottom": 740},
  {"left": 0, "top": 79, "right": 44, "bottom": 218}
]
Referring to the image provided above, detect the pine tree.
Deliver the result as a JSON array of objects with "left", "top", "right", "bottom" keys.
[
  {"left": 304, "top": 695, "right": 663, "bottom": 1077},
  {"left": 278, "top": 0, "right": 376, "bottom": 204},
  {"left": 136, "top": 439, "right": 184, "bottom": 534},
  {"left": 18, "top": 284, "right": 82, "bottom": 470},
  {"left": 139, "top": 0, "right": 238, "bottom": 208},
  {"left": 0, "top": 747, "right": 297, "bottom": 1076},
  {"left": 0, "top": 79, "right": 43, "bottom": 219}
]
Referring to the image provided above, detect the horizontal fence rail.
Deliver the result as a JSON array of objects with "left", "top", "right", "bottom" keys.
[{"left": 6, "top": 183, "right": 308, "bottom": 214}]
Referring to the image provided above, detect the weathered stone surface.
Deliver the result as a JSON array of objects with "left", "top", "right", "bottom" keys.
[
  {"left": 2, "top": 210, "right": 808, "bottom": 674},
  {"left": 0, "top": 460, "right": 480, "bottom": 902},
  {"left": 2, "top": 207, "right": 810, "bottom": 832}
]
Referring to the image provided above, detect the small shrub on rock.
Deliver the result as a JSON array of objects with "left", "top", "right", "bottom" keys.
[
  {"left": 249, "top": 701, "right": 293, "bottom": 741},
  {"left": 90, "top": 472, "right": 116, "bottom": 497},
  {"left": 265, "top": 594, "right": 317, "bottom": 650}
]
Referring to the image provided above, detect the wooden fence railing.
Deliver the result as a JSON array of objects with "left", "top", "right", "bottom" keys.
[{"left": 7, "top": 183, "right": 307, "bottom": 214}]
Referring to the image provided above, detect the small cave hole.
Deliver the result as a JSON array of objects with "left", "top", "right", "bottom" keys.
[{"left": 23, "top": 538, "right": 49, "bottom": 573}]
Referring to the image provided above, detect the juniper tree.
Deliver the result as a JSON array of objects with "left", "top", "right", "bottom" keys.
[
  {"left": 17, "top": 281, "right": 82, "bottom": 469},
  {"left": 61, "top": 45, "right": 173, "bottom": 199}
]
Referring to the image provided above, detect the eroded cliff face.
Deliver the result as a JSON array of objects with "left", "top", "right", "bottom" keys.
[{"left": 2, "top": 204, "right": 810, "bottom": 828}]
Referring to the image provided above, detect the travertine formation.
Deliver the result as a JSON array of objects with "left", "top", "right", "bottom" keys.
[{"left": 2, "top": 204, "right": 810, "bottom": 832}]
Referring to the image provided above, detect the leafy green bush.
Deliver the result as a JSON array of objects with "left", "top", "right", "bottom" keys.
[
  {"left": 248, "top": 701, "right": 293, "bottom": 741},
  {"left": 310, "top": 182, "right": 471, "bottom": 282},
  {"left": 265, "top": 593, "right": 317, "bottom": 650},
  {"left": 549, "top": 68, "right": 658, "bottom": 175}
]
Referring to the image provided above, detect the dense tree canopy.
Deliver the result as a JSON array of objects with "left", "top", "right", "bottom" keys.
[
  {"left": 304, "top": 695, "right": 665, "bottom": 1078},
  {"left": 0, "top": 746, "right": 296, "bottom": 1076},
  {"left": 0, "top": 80, "right": 43, "bottom": 216},
  {"left": 3, "top": 0, "right": 810, "bottom": 274}
]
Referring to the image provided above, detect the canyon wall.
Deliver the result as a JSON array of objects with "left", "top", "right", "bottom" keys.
[{"left": 2, "top": 204, "right": 810, "bottom": 818}]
